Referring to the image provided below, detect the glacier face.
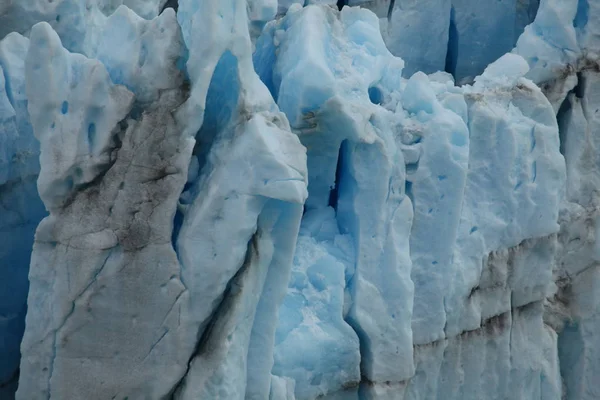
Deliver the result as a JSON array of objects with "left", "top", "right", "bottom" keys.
[{"left": 0, "top": 0, "right": 599, "bottom": 399}]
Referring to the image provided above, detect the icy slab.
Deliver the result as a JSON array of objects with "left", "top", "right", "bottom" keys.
[
  {"left": 555, "top": 203, "right": 600, "bottom": 400},
  {"left": 557, "top": 70, "right": 600, "bottom": 206},
  {"left": 174, "top": 156, "right": 306, "bottom": 400},
  {"left": 1, "top": 6, "right": 184, "bottom": 397},
  {"left": 403, "top": 50, "right": 569, "bottom": 400},
  {"left": 517, "top": 3, "right": 600, "bottom": 395},
  {"left": 401, "top": 70, "right": 470, "bottom": 344},
  {"left": 514, "top": 0, "right": 581, "bottom": 85},
  {"left": 0, "top": 32, "right": 46, "bottom": 395},
  {"left": 384, "top": 0, "right": 451, "bottom": 76},
  {"left": 447, "top": 0, "right": 526, "bottom": 83},
  {"left": 406, "top": 302, "right": 561, "bottom": 400},
  {"left": 16, "top": 22, "right": 192, "bottom": 399},
  {"left": 17, "top": 1, "right": 309, "bottom": 398},
  {"left": 515, "top": 6, "right": 600, "bottom": 396},
  {"left": 441, "top": 55, "right": 565, "bottom": 337},
  {"left": 513, "top": 0, "right": 600, "bottom": 110},
  {"left": 166, "top": 1, "right": 308, "bottom": 399},
  {"left": 173, "top": 109, "right": 307, "bottom": 400},
  {"left": 551, "top": 70, "right": 600, "bottom": 400}
]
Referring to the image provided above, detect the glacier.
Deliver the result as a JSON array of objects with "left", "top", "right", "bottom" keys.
[{"left": 0, "top": 0, "right": 599, "bottom": 399}]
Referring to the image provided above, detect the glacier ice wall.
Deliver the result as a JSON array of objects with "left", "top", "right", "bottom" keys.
[{"left": 0, "top": 0, "right": 599, "bottom": 399}]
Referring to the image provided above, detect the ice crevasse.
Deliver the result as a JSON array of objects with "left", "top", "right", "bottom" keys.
[{"left": 0, "top": 0, "right": 599, "bottom": 399}]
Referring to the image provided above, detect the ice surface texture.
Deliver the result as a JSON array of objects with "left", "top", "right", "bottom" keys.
[{"left": 0, "top": 0, "right": 599, "bottom": 399}]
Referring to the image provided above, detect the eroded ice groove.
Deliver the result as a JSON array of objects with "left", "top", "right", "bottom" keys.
[{"left": 0, "top": 32, "right": 45, "bottom": 398}]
